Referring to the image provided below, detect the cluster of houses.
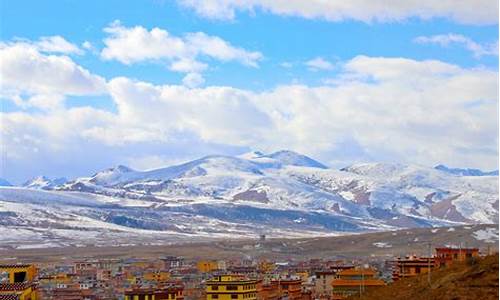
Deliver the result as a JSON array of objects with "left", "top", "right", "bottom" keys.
[{"left": 0, "top": 246, "right": 482, "bottom": 300}]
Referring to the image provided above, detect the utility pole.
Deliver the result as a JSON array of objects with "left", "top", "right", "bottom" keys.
[
  {"left": 427, "top": 241, "right": 432, "bottom": 286},
  {"left": 458, "top": 234, "right": 463, "bottom": 261}
]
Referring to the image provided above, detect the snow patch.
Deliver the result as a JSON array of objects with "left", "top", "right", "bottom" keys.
[
  {"left": 373, "top": 242, "right": 392, "bottom": 248},
  {"left": 472, "top": 228, "right": 499, "bottom": 243}
]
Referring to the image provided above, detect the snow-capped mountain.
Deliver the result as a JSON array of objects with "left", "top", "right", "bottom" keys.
[
  {"left": 22, "top": 176, "right": 67, "bottom": 190},
  {"left": 1, "top": 150, "right": 498, "bottom": 249},
  {"left": 434, "top": 164, "right": 499, "bottom": 176}
]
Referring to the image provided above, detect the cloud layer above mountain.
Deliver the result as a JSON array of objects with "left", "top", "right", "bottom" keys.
[
  {"left": 1, "top": 32, "right": 498, "bottom": 183},
  {"left": 178, "top": 0, "right": 499, "bottom": 25}
]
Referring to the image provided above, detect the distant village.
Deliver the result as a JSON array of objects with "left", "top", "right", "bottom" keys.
[{"left": 0, "top": 244, "right": 486, "bottom": 300}]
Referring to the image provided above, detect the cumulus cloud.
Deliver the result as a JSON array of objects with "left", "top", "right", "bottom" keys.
[
  {"left": 0, "top": 41, "right": 106, "bottom": 110},
  {"left": 177, "top": 0, "right": 498, "bottom": 25},
  {"left": 182, "top": 73, "right": 205, "bottom": 88},
  {"left": 100, "top": 21, "right": 262, "bottom": 75},
  {"left": 2, "top": 55, "right": 498, "bottom": 179},
  {"left": 35, "top": 36, "right": 84, "bottom": 55},
  {"left": 305, "top": 57, "right": 334, "bottom": 71},
  {"left": 414, "top": 34, "right": 499, "bottom": 58}
]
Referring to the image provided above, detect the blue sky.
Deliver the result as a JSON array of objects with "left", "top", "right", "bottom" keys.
[{"left": 1, "top": 0, "right": 498, "bottom": 184}]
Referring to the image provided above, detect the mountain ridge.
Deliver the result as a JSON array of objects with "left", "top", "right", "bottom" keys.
[{"left": 0, "top": 150, "right": 497, "bottom": 249}]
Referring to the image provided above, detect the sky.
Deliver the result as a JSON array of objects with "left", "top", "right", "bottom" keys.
[{"left": 0, "top": 0, "right": 498, "bottom": 184}]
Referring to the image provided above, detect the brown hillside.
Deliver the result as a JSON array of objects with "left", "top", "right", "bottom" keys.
[{"left": 351, "top": 254, "right": 499, "bottom": 300}]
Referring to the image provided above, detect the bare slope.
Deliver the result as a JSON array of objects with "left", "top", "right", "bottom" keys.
[{"left": 353, "top": 254, "right": 499, "bottom": 300}]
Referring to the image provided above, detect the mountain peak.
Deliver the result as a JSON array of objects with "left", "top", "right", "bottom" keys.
[
  {"left": 23, "top": 176, "right": 67, "bottom": 189},
  {"left": 435, "top": 164, "right": 498, "bottom": 176},
  {"left": 238, "top": 151, "right": 265, "bottom": 160},
  {"left": 265, "top": 150, "right": 328, "bottom": 169}
]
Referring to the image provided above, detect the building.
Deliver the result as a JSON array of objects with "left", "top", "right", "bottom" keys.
[
  {"left": 206, "top": 275, "right": 259, "bottom": 300},
  {"left": 258, "top": 281, "right": 279, "bottom": 300},
  {"left": 0, "top": 264, "right": 38, "bottom": 300},
  {"left": 435, "top": 247, "right": 480, "bottom": 267},
  {"left": 331, "top": 268, "right": 385, "bottom": 300},
  {"left": 161, "top": 257, "right": 185, "bottom": 271},
  {"left": 197, "top": 261, "right": 219, "bottom": 273},
  {"left": 392, "top": 255, "right": 436, "bottom": 281},
  {"left": 124, "top": 284, "right": 184, "bottom": 300},
  {"left": 144, "top": 271, "right": 171, "bottom": 283},
  {"left": 272, "top": 278, "right": 302, "bottom": 300},
  {"left": 314, "top": 266, "right": 353, "bottom": 299}
]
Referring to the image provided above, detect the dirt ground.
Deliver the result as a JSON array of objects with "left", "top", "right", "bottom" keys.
[{"left": 352, "top": 254, "right": 499, "bottom": 300}]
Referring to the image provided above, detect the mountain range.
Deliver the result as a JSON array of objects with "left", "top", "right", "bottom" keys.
[{"left": 0, "top": 150, "right": 497, "bottom": 249}]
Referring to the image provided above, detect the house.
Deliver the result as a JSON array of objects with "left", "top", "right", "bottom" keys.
[
  {"left": 435, "top": 247, "right": 479, "bottom": 267},
  {"left": 331, "top": 268, "right": 385, "bottom": 299},
  {"left": 271, "top": 277, "right": 302, "bottom": 300},
  {"left": 0, "top": 264, "right": 38, "bottom": 300},
  {"left": 124, "top": 284, "right": 184, "bottom": 300},
  {"left": 197, "top": 261, "right": 219, "bottom": 273},
  {"left": 392, "top": 255, "right": 435, "bottom": 281},
  {"left": 205, "top": 275, "right": 259, "bottom": 300}
]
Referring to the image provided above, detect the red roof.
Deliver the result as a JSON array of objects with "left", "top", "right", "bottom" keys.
[
  {"left": 0, "top": 282, "right": 34, "bottom": 291},
  {"left": 0, "top": 295, "right": 21, "bottom": 300}
]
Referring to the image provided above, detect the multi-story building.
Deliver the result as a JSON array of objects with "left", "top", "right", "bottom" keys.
[
  {"left": 197, "top": 261, "right": 219, "bottom": 273},
  {"left": 331, "top": 268, "right": 385, "bottom": 300},
  {"left": 124, "top": 284, "right": 184, "bottom": 300},
  {"left": 314, "top": 270, "right": 338, "bottom": 298},
  {"left": 272, "top": 278, "right": 302, "bottom": 300},
  {"left": 392, "top": 255, "right": 435, "bottom": 281},
  {"left": 0, "top": 264, "right": 38, "bottom": 300},
  {"left": 435, "top": 247, "right": 479, "bottom": 267},
  {"left": 205, "top": 275, "right": 259, "bottom": 300},
  {"left": 161, "top": 257, "right": 186, "bottom": 271},
  {"left": 258, "top": 281, "right": 279, "bottom": 300}
]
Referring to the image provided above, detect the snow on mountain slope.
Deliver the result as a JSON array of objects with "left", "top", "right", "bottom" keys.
[
  {"left": 78, "top": 155, "right": 264, "bottom": 187},
  {"left": 3, "top": 150, "right": 498, "bottom": 248},
  {"left": 0, "top": 187, "right": 106, "bottom": 207},
  {"left": 23, "top": 176, "right": 67, "bottom": 190},
  {"left": 435, "top": 164, "right": 499, "bottom": 176},
  {"left": 54, "top": 155, "right": 500, "bottom": 225},
  {"left": 241, "top": 150, "right": 328, "bottom": 169}
]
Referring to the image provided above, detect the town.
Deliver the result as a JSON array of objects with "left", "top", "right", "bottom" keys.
[{"left": 0, "top": 244, "right": 491, "bottom": 300}]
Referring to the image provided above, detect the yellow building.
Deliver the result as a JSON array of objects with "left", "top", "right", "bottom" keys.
[
  {"left": 206, "top": 275, "right": 259, "bottom": 300},
  {"left": 144, "top": 271, "right": 171, "bottom": 282},
  {"left": 197, "top": 261, "right": 219, "bottom": 273},
  {"left": 0, "top": 264, "right": 38, "bottom": 300}
]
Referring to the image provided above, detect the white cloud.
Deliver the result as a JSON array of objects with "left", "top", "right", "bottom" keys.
[
  {"left": 170, "top": 58, "right": 208, "bottom": 73},
  {"left": 100, "top": 21, "right": 262, "bottom": 72},
  {"left": 185, "top": 32, "right": 262, "bottom": 67},
  {"left": 0, "top": 42, "right": 106, "bottom": 106},
  {"left": 178, "top": 0, "right": 498, "bottom": 25},
  {"left": 414, "top": 34, "right": 499, "bottom": 58},
  {"left": 82, "top": 41, "right": 93, "bottom": 50},
  {"left": 182, "top": 72, "right": 205, "bottom": 88},
  {"left": 2, "top": 56, "right": 498, "bottom": 177},
  {"left": 35, "top": 36, "right": 84, "bottom": 55},
  {"left": 305, "top": 57, "right": 334, "bottom": 71}
]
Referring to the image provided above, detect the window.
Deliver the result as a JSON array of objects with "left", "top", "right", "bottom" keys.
[
  {"left": 231, "top": 295, "right": 238, "bottom": 299},
  {"left": 212, "top": 286, "right": 219, "bottom": 290},
  {"left": 453, "top": 254, "right": 458, "bottom": 259},
  {"left": 13, "top": 272, "right": 26, "bottom": 283},
  {"left": 227, "top": 285, "right": 238, "bottom": 291},
  {"left": 212, "top": 295, "right": 218, "bottom": 299}
]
